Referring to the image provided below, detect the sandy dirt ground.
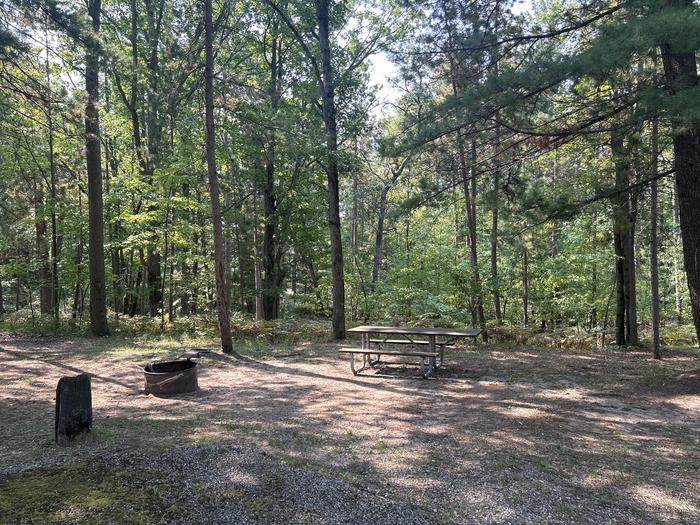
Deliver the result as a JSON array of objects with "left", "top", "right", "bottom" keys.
[{"left": 1, "top": 333, "right": 699, "bottom": 524}]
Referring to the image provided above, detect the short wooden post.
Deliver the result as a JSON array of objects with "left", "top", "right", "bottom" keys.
[{"left": 55, "top": 373, "right": 92, "bottom": 446}]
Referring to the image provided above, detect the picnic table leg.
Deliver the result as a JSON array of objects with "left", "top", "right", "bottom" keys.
[
  {"left": 425, "top": 355, "right": 436, "bottom": 378},
  {"left": 428, "top": 335, "right": 441, "bottom": 368},
  {"left": 349, "top": 353, "right": 358, "bottom": 375},
  {"left": 366, "top": 332, "right": 382, "bottom": 366},
  {"left": 417, "top": 355, "right": 435, "bottom": 378},
  {"left": 350, "top": 352, "right": 373, "bottom": 375}
]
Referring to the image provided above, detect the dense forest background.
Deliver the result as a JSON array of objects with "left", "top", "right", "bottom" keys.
[{"left": 1, "top": 0, "right": 699, "bottom": 353}]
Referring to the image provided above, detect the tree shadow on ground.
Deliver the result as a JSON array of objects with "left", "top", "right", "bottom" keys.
[{"left": 1, "top": 338, "right": 698, "bottom": 524}]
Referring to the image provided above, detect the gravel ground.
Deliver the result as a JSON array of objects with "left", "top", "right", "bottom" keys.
[
  {"left": 1, "top": 333, "right": 699, "bottom": 524},
  {"left": 105, "top": 444, "right": 437, "bottom": 524}
]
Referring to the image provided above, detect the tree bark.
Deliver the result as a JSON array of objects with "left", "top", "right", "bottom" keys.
[
  {"left": 660, "top": 15, "right": 700, "bottom": 343},
  {"left": 85, "top": 0, "right": 109, "bottom": 336},
  {"left": 34, "top": 174, "right": 51, "bottom": 316},
  {"left": 253, "top": 192, "right": 264, "bottom": 322},
  {"left": 371, "top": 161, "right": 407, "bottom": 285},
  {"left": 650, "top": 115, "right": 661, "bottom": 359},
  {"left": 44, "top": 26, "right": 60, "bottom": 322},
  {"left": 204, "top": 0, "right": 233, "bottom": 354},
  {"left": 672, "top": 183, "right": 683, "bottom": 323},
  {"left": 613, "top": 232, "right": 626, "bottom": 346},
  {"left": 72, "top": 178, "right": 84, "bottom": 320},
  {"left": 15, "top": 277, "right": 20, "bottom": 312},
  {"left": 590, "top": 214, "right": 598, "bottom": 330},
  {"left": 625, "top": 214, "right": 638, "bottom": 345},
  {"left": 316, "top": 0, "right": 345, "bottom": 339},
  {"left": 372, "top": 184, "right": 390, "bottom": 285},
  {"left": 351, "top": 171, "right": 358, "bottom": 268},
  {"left": 146, "top": 248, "right": 162, "bottom": 316},
  {"left": 611, "top": 131, "right": 638, "bottom": 345},
  {"left": 0, "top": 275, "right": 5, "bottom": 316},
  {"left": 262, "top": 27, "right": 283, "bottom": 320},
  {"left": 466, "top": 140, "right": 487, "bottom": 340},
  {"left": 522, "top": 244, "right": 529, "bottom": 326},
  {"left": 491, "top": 149, "right": 501, "bottom": 325}
]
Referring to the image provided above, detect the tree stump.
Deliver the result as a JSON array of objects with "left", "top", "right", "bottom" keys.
[{"left": 55, "top": 373, "right": 92, "bottom": 446}]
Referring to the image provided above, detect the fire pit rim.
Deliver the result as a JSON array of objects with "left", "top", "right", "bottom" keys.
[
  {"left": 143, "top": 358, "right": 199, "bottom": 395},
  {"left": 144, "top": 359, "right": 197, "bottom": 375}
]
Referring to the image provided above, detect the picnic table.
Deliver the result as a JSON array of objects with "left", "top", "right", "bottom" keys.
[{"left": 340, "top": 325, "right": 482, "bottom": 378}]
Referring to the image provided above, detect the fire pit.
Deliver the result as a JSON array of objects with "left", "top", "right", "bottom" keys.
[{"left": 144, "top": 359, "right": 198, "bottom": 395}]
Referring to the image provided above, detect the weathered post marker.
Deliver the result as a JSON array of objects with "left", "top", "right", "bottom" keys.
[{"left": 55, "top": 373, "right": 92, "bottom": 445}]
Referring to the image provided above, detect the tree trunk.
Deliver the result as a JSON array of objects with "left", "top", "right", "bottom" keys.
[
  {"left": 464, "top": 140, "right": 487, "bottom": 340},
  {"left": 351, "top": 171, "right": 358, "bottom": 267},
  {"left": 522, "top": 244, "right": 529, "bottom": 326},
  {"left": 44, "top": 27, "right": 60, "bottom": 322},
  {"left": 660, "top": 21, "right": 700, "bottom": 343},
  {"left": 85, "top": 0, "right": 109, "bottom": 336},
  {"left": 611, "top": 131, "right": 638, "bottom": 345},
  {"left": 191, "top": 247, "right": 199, "bottom": 315},
  {"left": 105, "top": 133, "right": 123, "bottom": 316},
  {"left": 457, "top": 141, "right": 477, "bottom": 326},
  {"left": 146, "top": 249, "right": 162, "bottom": 316},
  {"left": 626, "top": 148, "right": 640, "bottom": 345},
  {"left": 262, "top": 28, "right": 283, "bottom": 320},
  {"left": 0, "top": 275, "right": 5, "bottom": 316},
  {"left": 650, "top": 115, "right": 661, "bottom": 359},
  {"left": 672, "top": 183, "right": 683, "bottom": 323},
  {"left": 491, "top": 159, "right": 501, "bottom": 325},
  {"left": 316, "top": 0, "right": 345, "bottom": 339},
  {"left": 612, "top": 130, "right": 626, "bottom": 346},
  {"left": 625, "top": 215, "right": 638, "bottom": 345},
  {"left": 234, "top": 224, "right": 248, "bottom": 312},
  {"left": 204, "top": 0, "right": 234, "bottom": 354},
  {"left": 110, "top": 244, "right": 122, "bottom": 315},
  {"left": 180, "top": 183, "right": 192, "bottom": 316},
  {"left": 262, "top": 150, "right": 279, "bottom": 320},
  {"left": 72, "top": 179, "right": 84, "bottom": 321},
  {"left": 372, "top": 184, "right": 390, "bottom": 285},
  {"left": 225, "top": 200, "right": 234, "bottom": 315},
  {"left": 614, "top": 232, "right": 626, "bottom": 346},
  {"left": 590, "top": 214, "right": 598, "bottom": 330},
  {"left": 34, "top": 175, "right": 51, "bottom": 316},
  {"left": 253, "top": 193, "right": 264, "bottom": 322}
]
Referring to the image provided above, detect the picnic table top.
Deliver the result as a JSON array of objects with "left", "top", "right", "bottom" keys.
[{"left": 347, "top": 325, "right": 481, "bottom": 337}]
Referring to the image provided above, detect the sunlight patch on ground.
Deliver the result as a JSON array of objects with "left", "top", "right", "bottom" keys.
[
  {"left": 629, "top": 484, "right": 699, "bottom": 516},
  {"left": 492, "top": 405, "right": 549, "bottom": 420}
]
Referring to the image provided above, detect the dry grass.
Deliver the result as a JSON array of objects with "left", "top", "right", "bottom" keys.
[{"left": 1, "top": 332, "right": 698, "bottom": 524}]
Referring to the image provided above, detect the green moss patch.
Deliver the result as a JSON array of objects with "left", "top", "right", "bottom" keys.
[{"left": 0, "top": 461, "right": 190, "bottom": 524}]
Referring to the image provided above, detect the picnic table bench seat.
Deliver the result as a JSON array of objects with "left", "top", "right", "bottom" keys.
[
  {"left": 338, "top": 348, "right": 440, "bottom": 358},
  {"left": 338, "top": 348, "right": 439, "bottom": 378}
]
